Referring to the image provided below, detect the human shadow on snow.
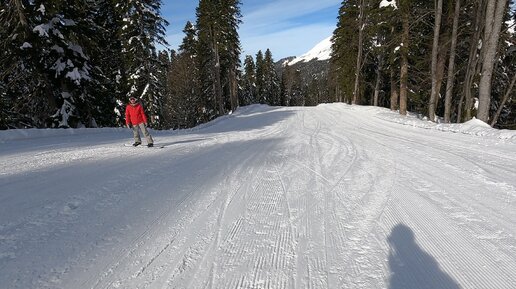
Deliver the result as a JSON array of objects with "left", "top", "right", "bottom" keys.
[{"left": 388, "top": 224, "right": 461, "bottom": 289}]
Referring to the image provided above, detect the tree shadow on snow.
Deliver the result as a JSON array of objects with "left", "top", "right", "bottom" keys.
[
  {"left": 388, "top": 224, "right": 461, "bottom": 289},
  {"left": 198, "top": 106, "right": 296, "bottom": 134}
]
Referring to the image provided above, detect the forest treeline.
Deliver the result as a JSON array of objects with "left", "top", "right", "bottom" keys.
[
  {"left": 1, "top": 0, "right": 515, "bottom": 130},
  {"left": 330, "top": 0, "right": 515, "bottom": 128}
]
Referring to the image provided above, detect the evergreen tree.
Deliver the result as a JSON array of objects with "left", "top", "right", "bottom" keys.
[
  {"left": 218, "top": 0, "right": 242, "bottom": 112},
  {"left": 241, "top": 55, "right": 257, "bottom": 106},
  {"left": 290, "top": 69, "right": 305, "bottom": 106},
  {"left": 196, "top": 0, "right": 242, "bottom": 119},
  {"left": 0, "top": 0, "right": 45, "bottom": 127},
  {"left": 0, "top": 0, "right": 171, "bottom": 129},
  {"left": 280, "top": 64, "right": 303, "bottom": 106},
  {"left": 196, "top": 0, "right": 222, "bottom": 120},
  {"left": 368, "top": 0, "right": 396, "bottom": 108},
  {"left": 0, "top": 82, "right": 10, "bottom": 129},
  {"left": 262, "top": 49, "right": 280, "bottom": 105},
  {"left": 331, "top": 0, "right": 360, "bottom": 104},
  {"left": 305, "top": 78, "right": 320, "bottom": 106},
  {"left": 165, "top": 21, "right": 201, "bottom": 129},
  {"left": 91, "top": 0, "right": 124, "bottom": 127},
  {"left": 280, "top": 64, "right": 292, "bottom": 106},
  {"left": 255, "top": 50, "right": 265, "bottom": 103},
  {"left": 117, "top": 0, "right": 168, "bottom": 127},
  {"left": 3, "top": 0, "right": 96, "bottom": 128}
]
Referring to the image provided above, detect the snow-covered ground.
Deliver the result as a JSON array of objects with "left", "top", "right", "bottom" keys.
[{"left": 1, "top": 104, "right": 515, "bottom": 289}]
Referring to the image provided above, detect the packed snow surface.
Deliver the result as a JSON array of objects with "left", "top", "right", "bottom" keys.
[{"left": 1, "top": 104, "right": 516, "bottom": 289}]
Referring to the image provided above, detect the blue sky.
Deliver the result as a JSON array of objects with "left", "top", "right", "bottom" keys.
[{"left": 160, "top": 0, "right": 341, "bottom": 61}]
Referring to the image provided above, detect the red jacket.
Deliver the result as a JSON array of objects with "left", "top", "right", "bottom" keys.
[{"left": 125, "top": 102, "right": 148, "bottom": 126}]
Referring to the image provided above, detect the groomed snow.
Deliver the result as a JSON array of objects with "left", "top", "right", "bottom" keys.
[{"left": 1, "top": 104, "right": 515, "bottom": 289}]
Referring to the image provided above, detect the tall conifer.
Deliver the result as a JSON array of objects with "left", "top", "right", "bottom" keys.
[{"left": 117, "top": 0, "right": 168, "bottom": 127}]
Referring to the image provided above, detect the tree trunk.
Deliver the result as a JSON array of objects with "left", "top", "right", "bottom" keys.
[
  {"left": 490, "top": 73, "right": 516, "bottom": 127},
  {"left": 429, "top": 0, "right": 444, "bottom": 121},
  {"left": 390, "top": 67, "right": 399, "bottom": 111},
  {"left": 353, "top": 0, "right": 366, "bottom": 105},
  {"left": 399, "top": 5, "right": 409, "bottom": 116},
  {"left": 445, "top": 0, "right": 461, "bottom": 123},
  {"left": 477, "top": 0, "right": 507, "bottom": 122},
  {"left": 229, "top": 68, "right": 238, "bottom": 111},
  {"left": 210, "top": 26, "right": 223, "bottom": 115},
  {"left": 459, "top": 0, "right": 484, "bottom": 122},
  {"left": 373, "top": 54, "right": 383, "bottom": 106},
  {"left": 434, "top": 43, "right": 449, "bottom": 109},
  {"left": 335, "top": 86, "right": 341, "bottom": 103}
]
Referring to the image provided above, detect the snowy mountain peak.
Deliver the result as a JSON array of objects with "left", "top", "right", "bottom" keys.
[{"left": 284, "top": 36, "right": 332, "bottom": 66}]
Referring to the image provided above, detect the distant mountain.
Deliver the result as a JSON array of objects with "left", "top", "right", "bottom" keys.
[
  {"left": 282, "top": 36, "right": 332, "bottom": 66},
  {"left": 275, "top": 36, "right": 332, "bottom": 84}
]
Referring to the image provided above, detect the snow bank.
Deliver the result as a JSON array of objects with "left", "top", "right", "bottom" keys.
[{"left": 373, "top": 107, "right": 516, "bottom": 142}]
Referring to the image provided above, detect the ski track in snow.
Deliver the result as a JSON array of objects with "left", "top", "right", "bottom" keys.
[{"left": 1, "top": 104, "right": 515, "bottom": 289}]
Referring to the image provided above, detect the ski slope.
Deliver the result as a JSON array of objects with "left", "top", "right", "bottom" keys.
[{"left": 1, "top": 104, "right": 515, "bottom": 289}]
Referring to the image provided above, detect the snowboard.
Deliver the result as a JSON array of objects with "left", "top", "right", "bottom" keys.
[{"left": 124, "top": 143, "right": 165, "bottom": 149}]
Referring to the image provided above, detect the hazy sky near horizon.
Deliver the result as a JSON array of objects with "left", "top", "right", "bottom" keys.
[{"left": 161, "top": 0, "right": 341, "bottom": 60}]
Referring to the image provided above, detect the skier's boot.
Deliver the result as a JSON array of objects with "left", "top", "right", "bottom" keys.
[
  {"left": 147, "top": 143, "right": 154, "bottom": 148},
  {"left": 133, "top": 142, "right": 141, "bottom": 147}
]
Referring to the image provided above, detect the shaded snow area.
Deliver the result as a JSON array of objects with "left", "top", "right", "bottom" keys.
[{"left": 1, "top": 104, "right": 516, "bottom": 289}]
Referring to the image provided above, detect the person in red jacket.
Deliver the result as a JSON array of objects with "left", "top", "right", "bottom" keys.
[{"left": 125, "top": 97, "right": 154, "bottom": 147}]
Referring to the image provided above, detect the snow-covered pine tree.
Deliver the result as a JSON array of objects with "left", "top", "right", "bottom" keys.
[
  {"left": 262, "top": 49, "right": 280, "bottom": 106},
  {"left": 218, "top": 0, "right": 242, "bottom": 112},
  {"left": 331, "top": 0, "right": 360, "bottom": 104},
  {"left": 255, "top": 50, "right": 265, "bottom": 104},
  {"left": 241, "top": 55, "right": 257, "bottom": 106},
  {"left": 117, "top": 0, "right": 168, "bottom": 128},
  {"left": 89, "top": 0, "right": 124, "bottom": 127},
  {"left": 196, "top": 0, "right": 242, "bottom": 119},
  {"left": 177, "top": 21, "right": 200, "bottom": 127},
  {"left": 152, "top": 49, "right": 170, "bottom": 129},
  {"left": 0, "top": 0, "right": 43, "bottom": 128},
  {"left": 1, "top": 0, "right": 120, "bottom": 128},
  {"left": 196, "top": 0, "right": 222, "bottom": 120},
  {"left": 24, "top": 0, "right": 95, "bottom": 128}
]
